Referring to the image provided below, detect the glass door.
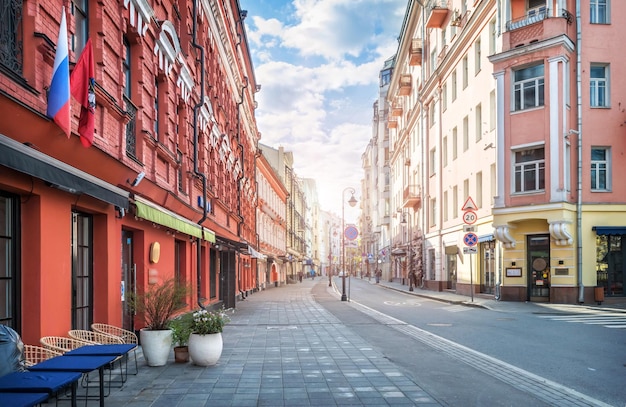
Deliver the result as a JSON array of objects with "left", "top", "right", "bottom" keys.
[
  {"left": 527, "top": 234, "right": 550, "bottom": 302},
  {"left": 121, "top": 230, "right": 135, "bottom": 332}
]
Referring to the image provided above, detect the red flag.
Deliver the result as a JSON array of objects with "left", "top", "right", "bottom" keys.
[{"left": 70, "top": 38, "right": 95, "bottom": 147}]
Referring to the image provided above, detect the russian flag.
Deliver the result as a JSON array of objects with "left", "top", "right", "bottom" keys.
[{"left": 46, "top": 7, "right": 71, "bottom": 137}]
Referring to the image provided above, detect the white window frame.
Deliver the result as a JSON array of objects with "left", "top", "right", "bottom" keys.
[
  {"left": 513, "top": 146, "right": 545, "bottom": 193},
  {"left": 590, "top": 0, "right": 609, "bottom": 24},
  {"left": 590, "top": 64, "right": 609, "bottom": 107},
  {"left": 513, "top": 64, "right": 544, "bottom": 111},
  {"left": 591, "top": 147, "right": 610, "bottom": 191}
]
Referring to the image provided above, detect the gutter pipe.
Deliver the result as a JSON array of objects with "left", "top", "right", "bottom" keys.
[{"left": 575, "top": 0, "right": 584, "bottom": 303}]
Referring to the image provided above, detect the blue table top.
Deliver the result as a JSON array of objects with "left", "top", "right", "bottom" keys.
[
  {"left": 27, "top": 355, "right": 117, "bottom": 373},
  {"left": 65, "top": 343, "right": 136, "bottom": 356},
  {"left": 0, "top": 391, "right": 49, "bottom": 407},
  {"left": 0, "top": 371, "right": 81, "bottom": 393}
]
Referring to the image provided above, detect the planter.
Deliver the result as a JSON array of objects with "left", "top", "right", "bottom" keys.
[
  {"left": 140, "top": 328, "right": 173, "bottom": 366},
  {"left": 188, "top": 332, "right": 223, "bottom": 366},
  {"left": 174, "top": 346, "right": 189, "bottom": 363}
]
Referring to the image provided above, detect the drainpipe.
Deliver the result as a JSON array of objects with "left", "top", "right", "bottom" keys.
[
  {"left": 192, "top": 0, "right": 208, "bottom": 309},
  {"left": 575, "top": 0, "right": 584, "bottom": 303}
]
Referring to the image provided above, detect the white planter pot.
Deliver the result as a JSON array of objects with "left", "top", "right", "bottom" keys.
[
  {"left": 140, "top": 328, "right": 172, "bottom": 366},
  {"left": 188, "top": 332, "right": 223, "bottom": 366}
]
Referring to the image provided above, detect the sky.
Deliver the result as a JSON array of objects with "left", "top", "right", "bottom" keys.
[{"left": 240, "top": 0, "right": 407, "bottom": 220}]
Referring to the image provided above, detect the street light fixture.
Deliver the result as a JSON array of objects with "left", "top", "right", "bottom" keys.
[{"left": 341, "top": 187, "right": 357, "bottom": 301}]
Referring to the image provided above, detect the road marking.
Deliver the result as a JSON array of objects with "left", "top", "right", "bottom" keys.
[
  {"left": 349, "top": 299, "right": 612, "bottom": 407},
  {"left": 535, "top": 304, "right": 626, "bottom": 329}
]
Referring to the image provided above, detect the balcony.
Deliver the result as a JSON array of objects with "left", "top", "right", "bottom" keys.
[
  {"left": 502, "top": 7, "right": 574, "bottom": 52},
  {"left": 387, "top": 119, "right": 398, "bottom": 129},
  {"left": 398, "top": 74, "right": 412, "bottom": 96},
  {"left": 426, "top": 0, "right": 450, "bottom": 29},
  {"left": 402, "top": 185, "right": 422, "bottom": 209},
  {"left": 409, "top": 39, "right": 423, "bottom": 66},
  {"left": 391, "top": 101, "right": 403, "bottom": 117}
]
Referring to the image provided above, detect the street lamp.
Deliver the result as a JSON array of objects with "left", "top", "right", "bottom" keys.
[
  {"left": 341, "top": 187, "right": 358, "bottom": 301},
  {"left": 401, "top": 211, "right": 414, "bottom": 291}
]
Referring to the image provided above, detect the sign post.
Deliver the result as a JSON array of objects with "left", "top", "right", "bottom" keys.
[{"left": 462, "top": 197, "right": 477, "bottom": 302}]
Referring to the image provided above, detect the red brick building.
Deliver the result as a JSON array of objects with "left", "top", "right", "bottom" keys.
[{"left": 0, "top": 0, "right": 260, "bottom": 344}]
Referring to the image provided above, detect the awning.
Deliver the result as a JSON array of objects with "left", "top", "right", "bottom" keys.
[
  {"left": 248, "top": 245, "right": 267, "bottom": 259},
  {"left": 592, "top": 226, "right": 626, "bottom": 236},
  {"left": 134, "top": 196, "right": 215, "bottom": 242},
  {"left": 479, "top": 234, "right": 494, "bottom": 243},
  {"left": 0, "top": 133, "right": 129, "bottom": 209}
]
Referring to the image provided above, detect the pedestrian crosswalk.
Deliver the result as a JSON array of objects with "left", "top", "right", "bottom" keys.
[{"left": 536, "top": 304, "right": 626, "bottom": 329}]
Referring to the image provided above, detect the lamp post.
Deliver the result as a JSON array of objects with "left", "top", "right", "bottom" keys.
[
  {"left": 341, "top": 187, "right": 358, "bottom": 301},
  {"left": 327, "top": 221, "right": 335, "bottom": 287},
  {"left": 401, "top": 211, "right": 414, "bottom": 291}
]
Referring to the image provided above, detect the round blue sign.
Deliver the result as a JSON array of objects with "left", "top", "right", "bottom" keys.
[{"left": 344, "top": 226, "right": 358, "bottom": 241}]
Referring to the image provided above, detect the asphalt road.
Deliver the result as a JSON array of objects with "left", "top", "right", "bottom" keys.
[{"left": 313, "top": 278, "right": 625, "bottom": 407}]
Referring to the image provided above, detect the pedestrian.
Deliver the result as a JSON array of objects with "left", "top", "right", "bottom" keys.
[{"left": 375, "top": 269, "right": 381, "bottom": 284}]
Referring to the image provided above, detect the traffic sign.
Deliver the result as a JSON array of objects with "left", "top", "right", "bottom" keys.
[
  {"left": 461, "top": 196, "right": 477, "bottom": 211},
  {"left": 463, "top": 232, "right": 478, "bottom": 247},
  {"left": 463, "top": 247, "right": 477, "bottom": 254},
  {"left": 462, "top": 210, "right": 477, "bottom": 225},
  {"left": 344, "top": 226, "right": 358, "bottom": 240},
  {"left": 463, "top": 225, "right": 476, "bottom": 232}
]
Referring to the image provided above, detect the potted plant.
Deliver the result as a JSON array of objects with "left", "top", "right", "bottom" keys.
[
  {"left": 127, "top": 278, "right": 189, "bottom": 366},
  {"left": 188, "top": 307, "right": 230, "bottom": 366},
  {"left": 169, "top": 312, "right": 193, "bottom": 363}
]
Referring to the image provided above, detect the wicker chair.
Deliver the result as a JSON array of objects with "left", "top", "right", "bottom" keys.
[
  {"left": 68, "top": 330, "right": 123, "bottom": 345},
  {"left": 40, "top": 336, "right": 89, "bottom": 353},
  {"left": 23, "top": 344, "right": 61, "bottom": 367},
  {"left": 91, "top": 323, "right": 139, "bottom": 374}
]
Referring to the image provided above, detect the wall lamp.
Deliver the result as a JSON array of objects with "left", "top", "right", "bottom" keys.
[{"left": 127, "top": 171, "right": 145, "bottom": 187}]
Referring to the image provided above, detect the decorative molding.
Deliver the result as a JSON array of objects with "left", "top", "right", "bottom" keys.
[
  {"left": 153, "top": 21, "right": 181, "bottom": 75},
  {"left": 549, "top": 221, "right": 573, "bottom": 246},
  {"left": 494, "top": 225, "right": 516, "bottom": 248},
  {"left": 176, "top": 55, "right": 194, "bottom": 102},
  {"left": 123, "top": 0, "right": 154, "bottom": 36}
]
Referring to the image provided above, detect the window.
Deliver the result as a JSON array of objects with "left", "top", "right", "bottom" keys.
[
  {"left": 380, "top": 68, "right": 392, "bottom": 87},
  {"left": 590, "top": 0, "right": 608, "bottom": 24},
  {"left": 442, "top": 83, "right": 448, "bottom": 112},
  {"left": 0, "top": 193, "right": 19, "bottom": 330},
  {"left": 154, "top": 79, "right": 159, "bottom": 139},
  {"left": 452, "top": 71, "right": 457, "bottom": 101},
  {"left": 514, "top": 147, "right": 545, "bottom": 193},
  {"left": 475, "top": 103, "right": 482, "bottom": 142},
  {"left": 430, "top": 47, "right": 437, "bottom": 74},
  {"left": 429, "top": 148, "right": 436, "bottom": 175},
  {"left": 463, "top": 179, "right": 469, "bottom": 201},
  {"left": 452, "top": 127, "right": 458, "bottom": 159},
  {"left": 72, "top": 0, "right": 88, "bottom": 55},
  {"left": 591, "top": 147, "right": 610, "bottom": 191},
  {"left": 490, "top": 90, "right": 496, "bottom": 130},
  {"left": 443, "top": 136, "right": 448, "bottom": 167},
  {"left": 72, "top": 211, "right": 93, "bottom": 330},
  {"left": 430, "top": 198, "right": 437, "bottom": 227},
  {"left": 590, "top": 64, "right": 609, "bottom": 107},
  {"left": 489, "top": 19, "right": 496, "bottom": 55},
  {"left": 0, "top": 0, "right": 22, "bottom": 75},
  {"left": 453, "top": 186, "right": 458, "bottom": 218},
  {"left": 475, "top": 171, "right": 483, "bottom": 208},
  {"left": 514, "top": 64, "right": 544, "bottom": 110},
  {"left": 429, "top": 102, "right": 436, "bottom": 127},
  {"left": 462, "top": 116, "right": 469, "bottom": 152},
  {"left": 474, "top": 38, "right": 481, "bottom": 75},
  {"left": 443, "top": 191, "right": 449, "bottom": 222},
  {"left": 462, "top": 55, "right": 469, "bottom": 89}
]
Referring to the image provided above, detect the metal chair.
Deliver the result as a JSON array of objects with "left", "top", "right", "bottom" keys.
[{"left": 91, "top": 323, "right": 139, "bottom": 375}]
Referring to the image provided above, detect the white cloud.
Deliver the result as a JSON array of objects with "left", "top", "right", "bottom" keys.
[{"left": 242, "top": 0, "right": 406, "bottom": 215}]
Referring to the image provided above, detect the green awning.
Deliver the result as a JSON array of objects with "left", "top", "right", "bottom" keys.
[{"left": 134, "top": 197, "right": 215, "bottom": 243}]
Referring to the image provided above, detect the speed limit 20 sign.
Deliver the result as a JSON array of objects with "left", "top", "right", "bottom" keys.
[{"left": 462, "top": 210, "right": 477, "bottom": 225}]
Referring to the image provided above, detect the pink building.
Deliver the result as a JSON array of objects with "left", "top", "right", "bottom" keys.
[{"left": 490, "top": 0, "right": 625, "bottom": 303}]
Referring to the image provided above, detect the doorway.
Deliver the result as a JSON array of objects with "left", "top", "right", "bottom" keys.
[
  {"left": 480, "top": 241, "right": 495, "bottom": 294},
  {"left": 527, "top": 234, "right": 550, "bottom": 302},
  {"left": 121, "top": 230, "right": 136, "bottom": 332}
]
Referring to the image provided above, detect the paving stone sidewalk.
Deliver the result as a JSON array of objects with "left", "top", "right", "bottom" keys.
[{"left": 97, "top": 279, "right": 441, "bottom": 407}]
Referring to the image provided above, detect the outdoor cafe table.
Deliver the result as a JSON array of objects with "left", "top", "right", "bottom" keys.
[
  {"left": 0, "top": 370, "right": 81, "bottom": 407},
  {"left": 0, "top": 391, "right": 49, "bottom": 407},
  {"left": 65, "top": 344, "right": 137, "bottom": 381},
  {"left": 27, "top": 354, "right": 117, "bottom": 407}
]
